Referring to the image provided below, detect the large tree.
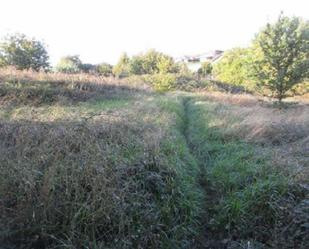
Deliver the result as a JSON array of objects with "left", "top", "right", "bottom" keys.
[
  {"left": 253, "top": 14, "right": 309, "bottom": 102},
  {"left": 0, "top": 33, "right": 49, "bottom": 71}
]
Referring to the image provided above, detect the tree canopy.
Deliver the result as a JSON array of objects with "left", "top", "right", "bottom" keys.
[
  {"left": 252, "top": 14, "right": 309, "bottom": 101},
  {"left": 0, "top": 33, "right": 49, "bottom": 71}
]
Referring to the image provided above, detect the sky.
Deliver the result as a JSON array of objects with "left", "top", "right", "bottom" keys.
[{"left": 0, "top": 0, "right": 308, "bottom": 65}]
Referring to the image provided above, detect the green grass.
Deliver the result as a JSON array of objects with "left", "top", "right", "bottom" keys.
[
  {"left": 0, "top": 90, "right": 204, "bottom": 248},
  {"left": 0, "top": 98, "right": 132, "bottom": 121},
  {"left": 184, "top": 97, "right": 305, "bottom": 247}
]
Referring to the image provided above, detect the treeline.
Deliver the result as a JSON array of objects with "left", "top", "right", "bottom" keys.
[
  {"left": 0, "top": 14, "right": 308, "bottom": 101},
  {"left": 0, "top": 34, "right": 186, "bottom": 76}
]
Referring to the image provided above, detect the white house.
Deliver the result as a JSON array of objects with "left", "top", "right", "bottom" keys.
[{"left": 175, "top": 50, "right": 224, "bottom": 72}]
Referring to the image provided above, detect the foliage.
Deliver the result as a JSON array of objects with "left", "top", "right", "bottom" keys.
[
  {"left": 156, "top": 53, "right": 178, "bottom": 74},
  {"left": 253, "top": 14, "right": 309, "bottom": 102},
  {"left": 113, "top": 52, "right": 130, "bottom": 77},
  {"left": 129, "top": 55, "right": 145, "bottom": 75},
  {"left": 0, "top": 54, "right": 6, "bottom": 67},
  {"left": 55, "top": 55, "right": 82, "bottom": 74},
  {"left": 80, "top": 63, "right": 96, "bottom": 73},
  {"left": 130, "top": 49, "right": 178, "bottom": 75},
  {"left": 213, "top": 48, "right": 254, "bottom": 89},
  {"left": 96, "top": 63, "right": 113, "bottom": 76},
  {"left": 0, "top": 33, "right": 49, "bottom": 71},
  {"left": 197, "top": 61, "right": 213, "bottom": 77},
  {"left": 175, "top": 62, "right": 192, "bottom": 76},
  {"left": 147, "top": 73, "right": 177, "bottom": 92},
  {"left": 115, "top": 50, "right": 178, "bottom": 77}
]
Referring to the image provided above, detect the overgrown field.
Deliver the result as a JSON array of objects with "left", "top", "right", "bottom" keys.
[{"left": 0, "top": 70, "right": 308, "bottom": 248}]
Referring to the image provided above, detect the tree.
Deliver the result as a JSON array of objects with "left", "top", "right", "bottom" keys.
[
  {"left": 197, "top": 61, "right": 213, "bottom": 77},
  {"left": 129, "top": 56, "right": 145, "bottom": 75},
  {"left": 55, "top": 55, "right": 82, "bottom": 74},
  {"left": 213, "top": 48, "right": 254, "bottom": 88},
  {"left": 253, "top": 14, "right": 309, "bottom": 102},
  {"left": 0, "top": 33, "right": 49, "bottom": 71},
  {"left": 113, "top": 53, "right": 130, "bottom": 77},
  {"left": 157, "top": 54, "right": 178, "bottom": 74},
  {"left": 129, "top": 49, "right": 178, "bottom": 75},
  {"left": 176, "top": 62, "right": 191, "bottom": 75}
]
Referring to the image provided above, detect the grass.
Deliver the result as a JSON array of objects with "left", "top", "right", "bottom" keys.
[
  {"left": 0, "top": 71, "right": 204, "bottom": 248},
  {"left": 0, "top": 69, "right": 308, "bottom": 248},
  {"left": 185, "top": 94, "right": 308, "bottom": 248}
]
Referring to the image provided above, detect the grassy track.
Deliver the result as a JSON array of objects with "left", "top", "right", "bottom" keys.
[{"left": 184, "top": 95, "right": 308, "bottom": 248}]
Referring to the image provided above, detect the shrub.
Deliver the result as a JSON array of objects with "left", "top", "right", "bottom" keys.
[
  {"left": 96, "top": 63, "right": 113, "bottom": 76},
  {"left": 0, "top": 33, "right": 49, "bottom": 71},
  {"left": 113, "top": 53, "right": 130, "bottom": 78},
  {"left": 80, "top": 63, "right": 96, "bottom": 73},
  {"left": 175, "top": 62, "right": 192, "bottom": 76},
  {"left": 197, "top": 61, "right": 213, "bottom": 77},
  {"left": 55, "top": 55, "right": 82, "bottom": 74},
  {"left": 115, "top": 50, "right": 178, "bottom": 77},
  {"left": 213, "top": 47, "right": 254, "bottom": 90},
  {"left": 147, "top": 74, "right": 177, "bottom": 92}
]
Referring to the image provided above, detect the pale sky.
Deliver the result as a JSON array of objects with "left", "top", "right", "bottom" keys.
[{"left": 1, "top": 0, "right": 308, "bottom": 65}]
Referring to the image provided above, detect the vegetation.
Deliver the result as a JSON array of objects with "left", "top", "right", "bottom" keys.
[
  {"left": 185, "top": 93, "right": 308, "bottom": 248},
  {"left": 213, "top": 15, "right": 309, "bottom": 101},
  {"left": 146, "top": 73, "right": 177, "bottom": 92},
  {"left": 0, "top": 33, "right": 49, "bottom": 71},
  {"left": 0, "top": 68, "right": 308, "bottom": 248},
  {"left": 55, "top": 55, "right": 83, "bottom": 74},
  {"left": 0, "top": 13, "right": 308, "bottom": 249},
  {"left": 113, "top": 52, "right": 131, "bottom": 77},
  {"left": 213, "top": 48, "right": 254, "bottom": 90},
  {"left": 252, "top": 15, "right": 309, "bottom": 102},
  {"left": 96, "top": 63, "right": 113, "bottom": 76},
  {"left": 197, "top": 61, "right": 213, "bottom": 77}
]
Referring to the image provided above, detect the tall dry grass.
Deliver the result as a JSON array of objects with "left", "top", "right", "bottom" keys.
[{"left": 0, "top": 67, "right": 150, "bottom": 90}]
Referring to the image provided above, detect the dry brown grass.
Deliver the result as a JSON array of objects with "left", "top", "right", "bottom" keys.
[
  {"left": 0, "top": 67, "right": 150, "bottom": 90},
  {"left": 0, "top": 67, "right": 152, "bottom": 108}
]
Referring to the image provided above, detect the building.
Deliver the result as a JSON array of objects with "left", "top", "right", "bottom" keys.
[{"left": 175, "top": 50, "right": 224, "bottom": 72}]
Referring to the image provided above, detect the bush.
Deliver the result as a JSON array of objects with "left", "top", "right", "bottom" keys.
[
  {"left": 114, "top": 50, "right": 179, "bottom": 77},
  {"left": 197, "top": 61, "right": 213, "bottom": 77},
  {"left": 147, "top": 74, "right": 177, "bottom": 92},
  {"left": 55, "top": 55, "right": 82, "bottom": 74},
  {"left": 213, "top": 48, "right": 255, "bottom": 90},
  {"left": 113, "top": 53, "right": 130, "bottom": 78},
  {"left": 96, "top": 63, "right": 113, "bottom": 76},
  {"left": 80, "top": 63, "right": 96, "bottom": 73}
]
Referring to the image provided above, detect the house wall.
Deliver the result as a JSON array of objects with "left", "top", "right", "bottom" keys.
[{"left": 187, "top": 62, "right": 201, "bottom": 72}]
